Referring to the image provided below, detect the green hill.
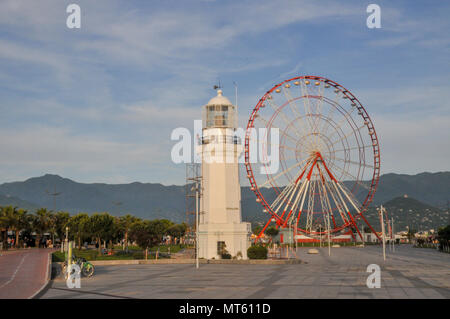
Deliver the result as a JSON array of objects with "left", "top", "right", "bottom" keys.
[
  {"left": 362, "top": 196, "right": 449, "bottom": 232},
  {"left": 0, "top": 172, "right": 449, "bottom": 230}
]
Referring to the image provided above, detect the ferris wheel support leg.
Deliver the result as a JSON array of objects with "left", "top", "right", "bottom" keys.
[
  {"left": 359, "top": 212, "right": 382, "bottom": 241},
  {"left": 351, "top": 219, "right": 364, "bottom": 243},
  {"left": 349, "top": 229, "right": 357, "bottom": 242},
  {"left": 256, "top": 217, "right": 274, "bottom": 241}
]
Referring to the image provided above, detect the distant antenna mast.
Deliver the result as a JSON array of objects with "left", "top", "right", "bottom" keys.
[{"left": 233, "top": 81, "right": 238, "bottom": 107}]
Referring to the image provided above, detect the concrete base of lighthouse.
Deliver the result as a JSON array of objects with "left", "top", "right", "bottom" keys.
[{"left": 198, "top": 222, "right": 251, "bottom": 260}]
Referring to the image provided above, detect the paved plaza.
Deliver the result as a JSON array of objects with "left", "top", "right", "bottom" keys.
[{"left": 40, "top": 245, "right": 450, "bottom": 299}]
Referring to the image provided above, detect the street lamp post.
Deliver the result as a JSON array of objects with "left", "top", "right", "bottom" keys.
[
  {"left": 64, "top": 226, "right": 69, "bottom": 253},
  {"left": 379, "top": 206, "right": 386, "bottom": 261},
  {"left": 391, "top": 218, "right": 395, "bottom": 252},
  {"left": 195, "top": 182, "right": 199, "bottom": 269}
]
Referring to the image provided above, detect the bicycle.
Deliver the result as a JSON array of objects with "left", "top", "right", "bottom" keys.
[{"left": 62, "top": 256, "right": 95, "bottom": 278}]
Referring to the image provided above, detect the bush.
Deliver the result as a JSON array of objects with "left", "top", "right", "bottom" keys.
[
  {"left": 247, "top": 245, "right": 268, "bottom": 259},
  {"left": 52, "top": 252, "right": 65, "bottom": 262},
  {"left": 114, "top": 250, "right": 133, "bottom": 256},
  {"left": 221, "top": 253, "right": 232, "bottom": 259},
  {"left": 132, "top": 251, "right": 144, "bottom": 259}
]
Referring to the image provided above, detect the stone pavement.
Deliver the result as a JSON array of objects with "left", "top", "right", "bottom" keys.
[{"left": 40, "top": 245, "right": 450, "bottom": 299}]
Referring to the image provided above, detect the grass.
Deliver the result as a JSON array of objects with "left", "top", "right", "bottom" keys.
[
  {"left": 113, "top": 245, "right": 140, "bottom": 250},
  {"left": 52, "top": 244, "right": 190, "bottom": 262}
]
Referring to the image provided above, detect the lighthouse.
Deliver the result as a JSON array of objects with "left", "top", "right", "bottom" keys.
[{"left": 197, "top": 89, "right": 251, "bottom": 260}]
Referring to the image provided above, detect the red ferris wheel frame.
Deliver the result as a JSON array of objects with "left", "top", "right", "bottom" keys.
[{"left": 244, "top": 75, "right": 381, "bottom": 240}]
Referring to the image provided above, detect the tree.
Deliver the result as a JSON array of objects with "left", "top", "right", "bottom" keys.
[
  {"left": 53, "top": 212, "right": 70, "bottom": 244},
  {"left": 67, "top": 213, "right": 90, "bottom": 249},
  {"left": 89, "top": 213, "right": 115, "bottom": 253},
  {"left": 130, "top": 221, "right": 158, "bottom": 259},
  {"left": 265, "top": 226, "right": 279, "bottom": 245},
  {"left": 130, "top": 219, "right": 170, "bottom": 259},
  {"left": 158, "top": 219, "right": 174, "bottom": 232},
  {"left": 0, "top": 207, "right": 28, "bottom": 248},
  {"left": 0, "top": 206, "right": 18, "bottom": 250},
  {"left": 437, "top": 225, "right": 450, "bottom": 251},
  {"left": 266, "top": 226, "right": 279, "bottom": 237},
  {"left": 252, "top": 225, "right": 262, "bottom": 236},
  {"left": 167, "top": 223, "right": 188, "bottom": 244},
  {"left": 33, "top": 208, "right": 54, "bottom": 247},
  {"left": 11, "top": 208, "right": 29, "bottom": 248},
  {"left": 117, "top": 214, "right": 140, "bottom": 252},
  {"left": 407, "top": 228, "right": 417, "bottom": 242}
]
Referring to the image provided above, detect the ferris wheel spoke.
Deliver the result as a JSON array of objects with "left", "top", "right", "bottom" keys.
[
  {"left": 305, "top": 179, "right": 317, "bottom": 232},
  {"left": 281, "top": 176, "right": 309, "bottom": 224},
  {"left": 282, "top": 125, "right": 315, "bottom": 151},
  {"left": 270, "top": 171, "right": 305, "bottom": 215},
  {"left": 272, "top": 181, "right": 298, "bottom": 216},
  {"left": 259, "top": 156, "right": 311, "bottom": 188},
  {"left": 330, "top": 180, "right": 355, "bottom": 224},
  {"left": 326, "top": 105, "right": 358, "bottom": 141},
  {"left": 266, "top": 97, "right": 304, "bottom": 140},
  {"left": 335, "top": 181, "right": 362, "bottom": 214},
  {"left": 326, "top": 161, "right": 370, "bottom": 191},
  {"left": 321, "top": 90, "right": 342, "bottom": 137},
  {"left": 330, "top": 156, "right": 373, "bottom": 169},
  {"left": 330, "top": 124, "right": 367, "bottom": 147},
  {"left": 298, "top": 81, "right": 317, "bottom": 134},
  {"left": 292, "top": 179, "right": 310, "bottom": 226},
  {"left": 319, "top": 168, "right": 346, "bottom": 225},
  {"left": 327, "top": 180, "right": 350, "bottom": 225},
  {"left": 283, "top": 87, "right": 312, "bottom": 140},
  {"left": 255, "top": 114, "right": 300, "bottom": 146},
  {"left": 268, "top": 142, "right": 298, "bottom": 152},
  {"left": 312, "top": 84, "right": 325, "bottom": 147},
  {"left": 334, "top": 144, "right": 372, "bottom": 153}
]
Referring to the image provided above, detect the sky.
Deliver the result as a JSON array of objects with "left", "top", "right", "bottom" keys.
[{"left": 0, "top": 0, "right": 449, "bottom": 185}]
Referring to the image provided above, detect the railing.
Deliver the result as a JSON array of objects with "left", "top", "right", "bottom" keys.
[{"left": 200, "top": 136, "right": 241, "bottom": 145}]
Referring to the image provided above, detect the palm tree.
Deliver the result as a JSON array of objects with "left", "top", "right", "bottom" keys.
[
  {"left": 33, "top": 208, "right": 54, "bottom": 247},
  {"left": 53, "top": 212, "right": 70, "bottom": 247},
  {"left": 67, "top": 213, "right": 90, "bottom": 250},
  {"left": 90, "top": 213, "right": 115, "bottom": 253},
  {"left": 11, "top": 208, "right": 29, "bottom": 248},
  {"left": 0, "top": 206, "right": 11, "bottom": 250},
  {"left": 118, "top": 214, "right": 140, "bottom": 252},
  {"left": 0, "top": 206, "right": 28, "bottom": 249}
]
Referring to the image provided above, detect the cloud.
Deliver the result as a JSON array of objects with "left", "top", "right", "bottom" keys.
[
  {"left": 0, "top": 0, "right": 448, "bottom": 185},
  {"left": 373, "top": 113, "right": 450, "bottom": 175},
  {"left": 0, "top": 125, "right": 165, "bottom": 176}
]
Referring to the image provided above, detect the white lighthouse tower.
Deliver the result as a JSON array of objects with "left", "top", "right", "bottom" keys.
[{"left": 197, "top": 89, "right": 251, "bottom": 260}]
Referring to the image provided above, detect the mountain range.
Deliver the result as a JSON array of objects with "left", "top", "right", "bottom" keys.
[{"left": 0, "top": 172, "right": 448, "bottom": 230}]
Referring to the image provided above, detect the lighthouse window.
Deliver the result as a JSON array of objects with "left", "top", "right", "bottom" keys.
[{"left": 206, "top": 104, "right": 229, "bottom": 127}]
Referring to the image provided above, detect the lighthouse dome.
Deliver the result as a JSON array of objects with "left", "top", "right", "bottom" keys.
[
  {"left": 207, "top": 89, "right": 233, "bottom": 106},
  {"left": 203, "top": 89, "right": 237, "bottom": 129}
]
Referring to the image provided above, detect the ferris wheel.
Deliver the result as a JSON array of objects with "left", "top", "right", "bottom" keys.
[{"left": 244, "top": 75, "right": 381, "bottom": 241}]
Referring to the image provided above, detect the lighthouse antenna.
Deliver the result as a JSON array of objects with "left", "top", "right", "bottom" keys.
[{"left": 233, "top": 81, "right": 238, "bottom": 108}]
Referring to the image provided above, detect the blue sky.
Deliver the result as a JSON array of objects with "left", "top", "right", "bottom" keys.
[{"left": 0, "top": 0, "right": 449, "bottom": 185}]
